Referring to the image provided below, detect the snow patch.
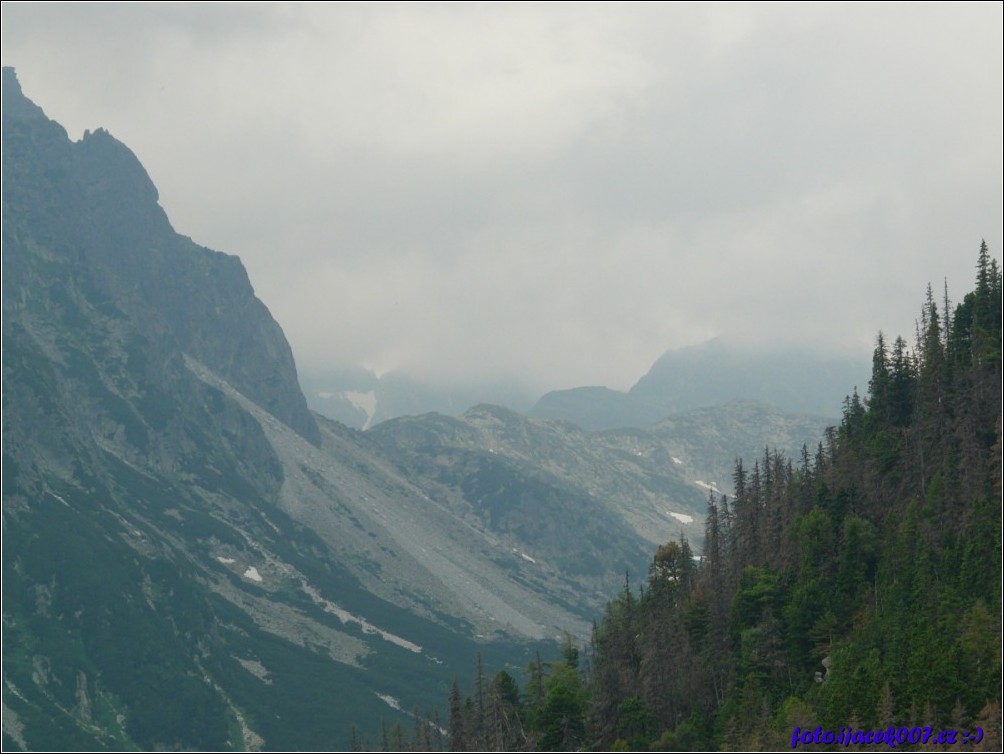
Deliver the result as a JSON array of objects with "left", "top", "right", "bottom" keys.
[
  {"left": 377, "top": 692, "right": 448, "bottom": 734},
  {"left": 236, "top": 657, "right": 272, "bottom": 683},
  {"left": 512, "top": 547, "right": 537, "bottom": 564},
  {"left": 344, "top": 390, "right": 377, "bottom": 429},
  {"left": 668, "top": 511, "right": 694, "bottom": 525},
  {"left": 375, "top": 692, "right": 402, "bottom": 711},
  {"left": 243, "top": 566, "right": 263, "bottom": 582},
  {"left": 48, "top": 491, "right": 70, "bottom": 507},
  {"left": 671, "top": 456, "right": 683, "bottom": 465},
  {"left": 301, "top": 583, "right": 422, "bottom": 653},
  {"left": 694, "top": 480, "right": 720, "bottom": 493},
  {"left": 216, "top": 556, "right": 236, "bottom": 565}
]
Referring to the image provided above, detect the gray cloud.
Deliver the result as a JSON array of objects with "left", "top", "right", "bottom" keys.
[{"left": 3, "top": 3, "right": 1001, "bottom": 391}]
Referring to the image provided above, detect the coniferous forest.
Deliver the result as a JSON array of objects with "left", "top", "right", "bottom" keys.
[{"left": 431, "top": 243, "right": 1002, "bottom": 752}]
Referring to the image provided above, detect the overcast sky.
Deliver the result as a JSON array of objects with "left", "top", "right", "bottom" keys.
[{"left": 3, "top": 2, "right": 1001, "bottom": 392}]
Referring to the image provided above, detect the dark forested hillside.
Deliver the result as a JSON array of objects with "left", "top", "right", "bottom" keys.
[{"left": 444, "top": 245, "right": 1002, "bottom": 751}]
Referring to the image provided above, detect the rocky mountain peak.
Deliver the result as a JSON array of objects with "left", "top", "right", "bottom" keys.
[{"left": 2, "top": 69, "right": 320, "bottom": 446}]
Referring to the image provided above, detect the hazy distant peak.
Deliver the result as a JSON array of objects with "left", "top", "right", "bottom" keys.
[{"left": 461, "top": 403, "right": 525, "bottom": 423}]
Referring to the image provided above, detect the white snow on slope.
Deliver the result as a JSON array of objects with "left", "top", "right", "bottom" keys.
[
  {"left": 301, "top": 583, "right": 422, "bottom": 653},
  {"left": 375, "top": 692, "right": 402, "bottom": 711},
  {"left": 344, "top": 390, "right": 377, "bottom": 429}
]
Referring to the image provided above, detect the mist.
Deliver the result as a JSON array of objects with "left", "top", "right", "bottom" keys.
[{"left": 3, "top": 3, "right": 1000, "bottom": 393}]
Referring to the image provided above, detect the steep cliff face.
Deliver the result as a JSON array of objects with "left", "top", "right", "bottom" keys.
[
  {"left": 1, "top": 69, "right": 369, "bottom": 750},
  {"left": 2, "top": 66, "right": 319, "bottom": 455}
]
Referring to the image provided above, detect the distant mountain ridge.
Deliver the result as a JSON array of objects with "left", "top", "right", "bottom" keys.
[
  {"left": 369, "top": 404, "right": 710, "bottom": 553},
  {"left": 302, "top": 367, "right": 537, "bottom": 430},
  {"left": 631, "top": 338, "right": 866, "bottom": 413},
  {"left": 648, "top": 399, "right": 835, "bottom": 492},
  {"left": 304, "top": 339, "right": 864, "bottom": 433},
  {"left": 532, "top": 337, "right": 866, "bottom": 431}
]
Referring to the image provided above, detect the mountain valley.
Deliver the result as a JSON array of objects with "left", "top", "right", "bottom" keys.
[
  {"left": 2, "top": 67, "right": 788, "bottom": 750},
  {"left": 8, "top": 63, "right": 984, "bottom": 753}
]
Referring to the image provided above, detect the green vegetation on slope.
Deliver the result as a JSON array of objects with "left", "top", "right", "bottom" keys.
[{"left": 443, "top": 243, "right": 1002, "bottom": 751}]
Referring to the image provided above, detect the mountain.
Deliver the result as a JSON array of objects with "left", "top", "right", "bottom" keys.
[
  {"left": 648, "top": 400, "right": 835, "bottom": 493},
  {"left": 302, "top": 368, "right": 537, "bottom": 430},
  {"left": 370, "top": 404, "right": 709, "bottom": 557},
  {"left": 1, "top": 68, "right": 695, "bottom": 750},
  {"left": 531, "top": 338, "right": 866, "bottom": 431},
  {"left": 525, "top": 385, "right": 663, "bottom": 433},
  {"left": 307, "top": 339, "right": 861, "bottom": 434},
  {"left": 2, "top": 69, "right": 551, "bottom": 750},
  {"left": 2, "top": 72, "right": 319, "bottom": 449},
  {"left": 631, "top": 337, "right": 868, "bottom": 414},
  {"left": 2, "top": 66, "right": 455, "bottom": 750}
]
